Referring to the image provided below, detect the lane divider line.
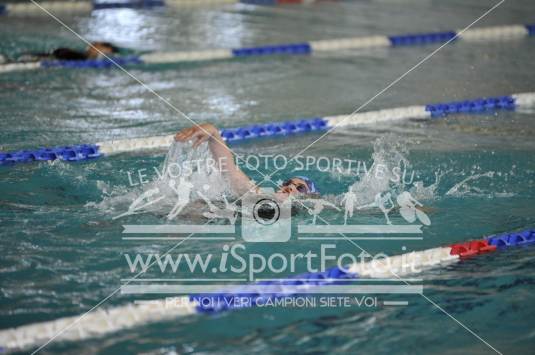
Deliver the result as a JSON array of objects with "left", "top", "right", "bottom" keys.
[
  {"left": 0, "top": 228, "right": 532, "bottom": 351},
  {"left": 1, "top": 24, "right": 533, "bottom": 74},
  {"left": 1, "top": 92, "right": 534, "bottom": 166}
]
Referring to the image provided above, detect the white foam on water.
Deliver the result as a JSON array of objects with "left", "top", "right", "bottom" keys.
[
  {"left": 159, "top": 140, "right": 232, "bottom": 200},
  {"left": 334, "top": 135, "right": 419, "bottom": 208},
  {"left": 89, "top": 141, "right": 233, "bottom": 219},
  {"left": 445, "top": 171, "right": 495, "bottom": 197},
  {"left": 409, "top": 170, "right": 444, "bottom": 201},
  {"left": 328, "top": 134, "right": 517, "bottom": 209}
]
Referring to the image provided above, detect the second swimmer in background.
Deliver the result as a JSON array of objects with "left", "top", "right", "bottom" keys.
[{"left": 0, "top": 41, "right": 119, "bottom": 64}]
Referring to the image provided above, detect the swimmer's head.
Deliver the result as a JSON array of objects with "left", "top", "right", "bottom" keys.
[
  {"left": 86, "top": 41, "right": 119, "bottom": 59},
  {"left": 277, "top": 176, "right": 318, "bottom": 196}
]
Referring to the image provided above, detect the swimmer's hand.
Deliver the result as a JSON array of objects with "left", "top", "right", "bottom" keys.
[
  {"left": 176, "top": 123, "right": 255, "bottom": 195},
  {"left": 175, "top": 123, "right": 220, "bottom": 148}
]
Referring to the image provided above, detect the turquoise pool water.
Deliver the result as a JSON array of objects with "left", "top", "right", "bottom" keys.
[{"left": 1, "top": 0, "right": 535, "bottom": 354}]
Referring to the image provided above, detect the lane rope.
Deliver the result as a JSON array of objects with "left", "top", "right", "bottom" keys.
[
  {"left": 0, "top": 0, "right": 313, "bottom": 16},
  {"left": 0, "top": 227, "right": 532, "bottom": 352},
  {"left": 2, "top": 92, "right": 534, "bottom": 166},
  {"left": 0, "top": 23, "right": 533, "bottom": 74}
]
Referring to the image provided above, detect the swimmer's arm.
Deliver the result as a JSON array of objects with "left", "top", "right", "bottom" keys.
[{"left": 175, "top": 123, "right": 257, "bottom": 196}]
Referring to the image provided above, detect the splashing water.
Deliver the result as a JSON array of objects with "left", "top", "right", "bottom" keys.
[
  {"left": 343, "top": 135, "right": 413, "bottom": 207},
  {"left": 91, "top": 141, "right": 232, "bottom": 219},
  {"left": 160, "top": 140, "right": 231, "bottom": 201},
  {"left": 332, "top": 135, "right": 510, "bottom": 211},
  {"left": 410, "top": 170, "right": 445, "bottom": 201},
  {"left": 91, "top": 136, "right": 514, "bottom": 220},
  {"left": 445, "top": 171, "right": 495, "bottom": 197}
]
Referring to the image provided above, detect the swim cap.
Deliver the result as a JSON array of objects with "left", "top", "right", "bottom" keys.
[{"left": 296, "top": 176, "right": 319, "bottom": 194}]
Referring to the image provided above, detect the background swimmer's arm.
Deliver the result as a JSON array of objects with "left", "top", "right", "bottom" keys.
[{"left": 175, "top": 124, "right": 257, "bottom": 196}]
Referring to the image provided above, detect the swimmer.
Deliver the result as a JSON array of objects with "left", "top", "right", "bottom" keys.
[
  {"left": 175, "top": 123, "right": 319, "bottom": 200},
  {"left": 10, "top": 42, "right": 119, "bottom": 63}
]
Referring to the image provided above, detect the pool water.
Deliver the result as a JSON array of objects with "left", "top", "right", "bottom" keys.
[{"left": 1, "top": 0, "right": 535, "bottom": 354}]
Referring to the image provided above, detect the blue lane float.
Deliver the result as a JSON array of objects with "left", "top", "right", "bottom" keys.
[
  {"left": 388, "top": 31, "right": 457, "bottom": 46},
  {"left": 220, "top": 117, "right": 327, "bottom": 142},
  {"left": 424, "top": 95, "right": 517, "bottom": 118},
  {"left": 2, "top": 92, "right": 534, "bottom": 167},
  {"left": 40, "top": 56, "right": 143, "bottom": 69},
  {"left": 0, "top": 144, "right": 100, "bottom": 166},
  {"left": 487, "top": 229, "right": 535, "bottom": 248},
  {"left": 232, "top": 43, "right": 312, "bottom": 57},
  {"left": 91, "top": 0, "right": 166, "bottom": 10},
  {"left": 191, "top": 265, "right": 356, "bottom": 313},
  {"left": 1, "top": 24, "right": 533, "bottom": 74}
]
